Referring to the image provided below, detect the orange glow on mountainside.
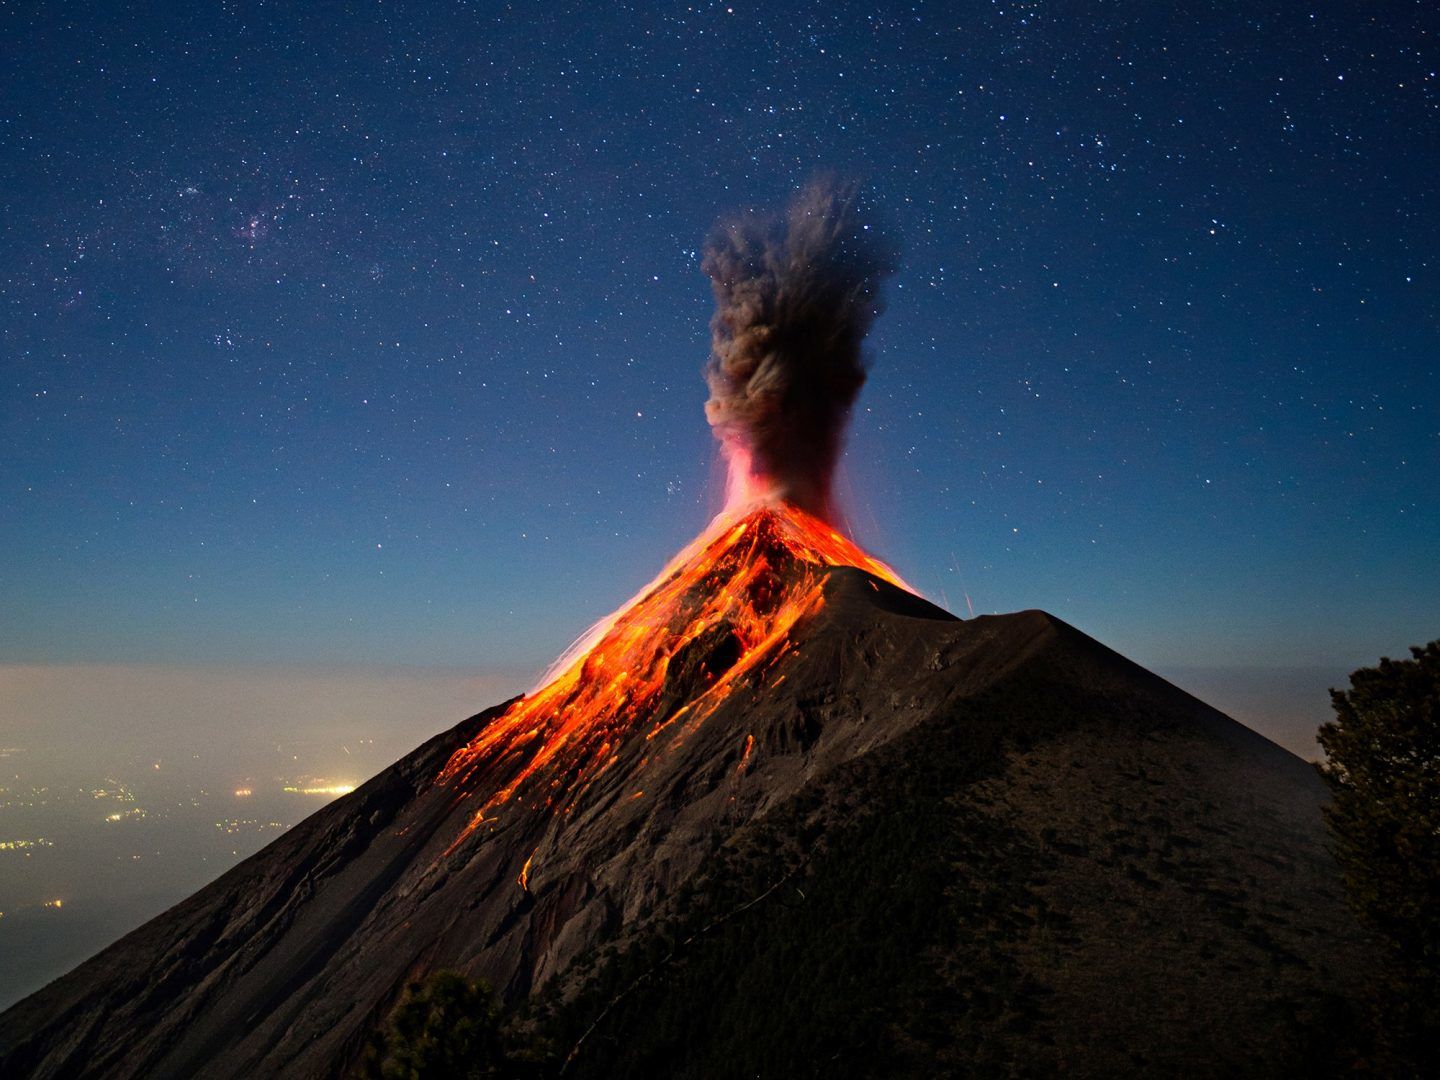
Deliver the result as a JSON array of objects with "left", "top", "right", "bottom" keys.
[{"left": 438, "top": 501, "right": 910, "bottom": 844}]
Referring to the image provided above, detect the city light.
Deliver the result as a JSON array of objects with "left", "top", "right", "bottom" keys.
[{"left": 282, "top": 784, "right": 356, "bottom": 797}]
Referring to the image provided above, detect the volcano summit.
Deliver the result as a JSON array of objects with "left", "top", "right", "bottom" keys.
[{"left": 0, "top": 188, "right": 1371, "bottom": 1078}]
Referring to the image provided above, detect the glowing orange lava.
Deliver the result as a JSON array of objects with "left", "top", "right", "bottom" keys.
[{"left": 439, "top": 500, "right": 909, "bottom": 844}]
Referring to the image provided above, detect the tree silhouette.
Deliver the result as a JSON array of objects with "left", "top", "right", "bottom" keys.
[
  {"left": 1319, "top": 640, "right": 1440, "bottom": 1075},
  {"left": 362, "top": 971, "right": 511, "bottom": 1080}
]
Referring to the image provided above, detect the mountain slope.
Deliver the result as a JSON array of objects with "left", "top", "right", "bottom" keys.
[
  {"left": 542, "top": 606, "right": 1365, "bottom": 1078},
  {"left": 0, "top": 514, "right": 1370, "bottom": 1078}
]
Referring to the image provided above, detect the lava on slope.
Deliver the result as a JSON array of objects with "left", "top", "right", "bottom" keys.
[{"left": 438, "top": 500, "right": 910, "bottom": 842}]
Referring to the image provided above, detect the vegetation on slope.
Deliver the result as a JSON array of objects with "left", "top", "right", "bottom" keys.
[{"left": 1320, "top": 640, "right": 1440, "bottom": 1076}]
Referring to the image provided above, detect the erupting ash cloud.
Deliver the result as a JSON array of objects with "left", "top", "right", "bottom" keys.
[{"left": 703, "top": 179, "right": 898, "bottom": 522}]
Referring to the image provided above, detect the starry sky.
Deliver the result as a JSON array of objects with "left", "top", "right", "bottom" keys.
[{"left": 3, "top": 2, "right": 1436, "bottom": 695}]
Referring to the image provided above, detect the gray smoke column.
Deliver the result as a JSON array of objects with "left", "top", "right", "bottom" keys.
[{"left": 702, "top": 180, "right": 897, "bottom": 522}]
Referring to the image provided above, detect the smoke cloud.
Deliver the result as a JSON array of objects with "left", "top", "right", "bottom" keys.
[{"left": 702, "top": 179, "right": 898, "bottom": 522}]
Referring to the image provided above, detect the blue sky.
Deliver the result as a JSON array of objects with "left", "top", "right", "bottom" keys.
[{"left": 3, "top": 1, "right": 1435, "bottom": 686}]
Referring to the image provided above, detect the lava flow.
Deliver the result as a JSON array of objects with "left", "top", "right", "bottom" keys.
[{"left": 438, "top": 500, "right": 910, "bottom": 840}]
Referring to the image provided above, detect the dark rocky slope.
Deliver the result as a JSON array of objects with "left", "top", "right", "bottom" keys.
[{"left": 0, "top": 567, "right": 1370, "bottom": 1078}]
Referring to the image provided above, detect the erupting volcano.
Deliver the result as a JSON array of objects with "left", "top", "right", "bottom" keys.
[
  {"left": 440, "top": 501, "right": 910, "bottom": 844},
  {"left": 437, "top": 180, "right": 908, "bottom": 853},
  {"left": 1, "top": 186, "right": 1372, "bottom": 1080}
]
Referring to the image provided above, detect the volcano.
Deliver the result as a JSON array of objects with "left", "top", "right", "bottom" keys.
[
  {"left": 0, "top": 501, "right": 1370, "bottom": 1078},
  {"left": 0, "top": 185, "right": 1375, "bottom": 1077}
]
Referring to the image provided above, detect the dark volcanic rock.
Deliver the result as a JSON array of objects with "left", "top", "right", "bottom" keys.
[{"left": 0, "top": 568, "right": 1370, "bottom": 1078}]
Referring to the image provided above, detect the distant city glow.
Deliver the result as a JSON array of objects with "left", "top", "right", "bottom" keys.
[
  {"left": 0, "top": 838, "right": 53, "bottom": 851},
  {"left": 283, "top": 783, "right": 356, "bottom": 797},
  {"left": 0, "top": 668, "right": 474, "bottom": 1010},
  {"left": 215, "top": 818, "right": 287, "bottom": 836},
  {"left": 91, "top": 784, "right": 137, "bottom": 802}
]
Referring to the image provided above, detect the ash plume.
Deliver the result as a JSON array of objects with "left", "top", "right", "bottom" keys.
[{"left": 702, "top": 179, "right": 898, "bottom": 522}]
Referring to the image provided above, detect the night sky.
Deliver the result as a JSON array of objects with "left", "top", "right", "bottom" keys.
[{"left": 4, "top": 2, "right": 1437, "bottom": 687}]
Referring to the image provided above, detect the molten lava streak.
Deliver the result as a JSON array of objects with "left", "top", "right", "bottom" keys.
[{"left": 438, "top": 501, "right": 910, "bottom": 845}]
